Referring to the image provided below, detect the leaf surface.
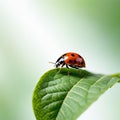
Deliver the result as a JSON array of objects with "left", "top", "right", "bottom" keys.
[{"left": 32, "top": 68, "right": 120, "bottom": 120}]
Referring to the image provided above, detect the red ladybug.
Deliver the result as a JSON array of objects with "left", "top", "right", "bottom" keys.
[{"left": 55, "top": 52, "right": 86, "bottom": 69}]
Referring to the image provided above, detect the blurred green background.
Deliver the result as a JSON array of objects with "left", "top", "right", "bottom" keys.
[{"left": 0, "top": 0, "right": 120, "bottom": 120}]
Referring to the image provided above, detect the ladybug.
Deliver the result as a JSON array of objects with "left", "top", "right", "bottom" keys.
[{"left": 55, "top": 52, "right": 86, "bottom": 69}]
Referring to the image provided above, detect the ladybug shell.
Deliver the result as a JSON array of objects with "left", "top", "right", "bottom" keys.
[{"left": 55, "top": 52, "right": 86, "bottom": 69}]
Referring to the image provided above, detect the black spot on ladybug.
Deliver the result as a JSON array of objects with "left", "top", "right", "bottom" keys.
[
  {"left": 69, "top": 60, "right": 72, "bottom": 63},
  {"left": 74, "top": 60, "right": 77, "bottom": 64},
  {"left": 71, "top": 53, "right": 75, "bottom": 57},
  {"left": 81, "top": 61, "right": 84, "bottom": 65}
]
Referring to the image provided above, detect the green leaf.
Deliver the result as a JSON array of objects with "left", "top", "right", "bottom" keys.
[{"left": 32, "top": 68, "right": 120, "bottom": 120}]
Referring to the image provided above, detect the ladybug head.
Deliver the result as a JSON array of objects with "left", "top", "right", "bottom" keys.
[{"left": 55, "top": 57, "right": 64, "bottom": 68}]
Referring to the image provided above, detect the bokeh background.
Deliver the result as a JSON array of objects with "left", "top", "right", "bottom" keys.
[{"left": 0, "top": 0, "right": 120, "bottom": 120}]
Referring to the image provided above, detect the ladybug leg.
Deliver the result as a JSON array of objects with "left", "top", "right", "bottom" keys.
[
  {"left": 66, "top": 64, "right": 69, "bottom": 69},
  {"left": 56, "top": 62, "right": 65, "bottom": 74},
  {"left": 66, "top": 65, "right": 70, "bottom": 77},
  {"left": 61, "top": 62, "right": 65, "bottom": 67}
]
